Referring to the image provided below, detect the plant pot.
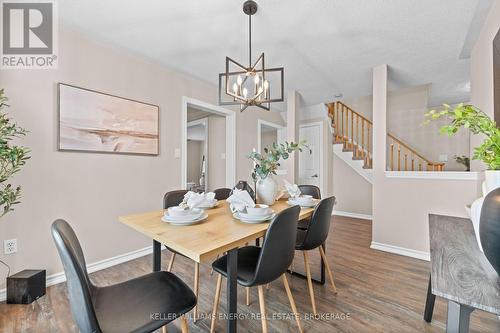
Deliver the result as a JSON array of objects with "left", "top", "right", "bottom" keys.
[
  {"left": 256, "top": 175, "right": 277, "bottom": 205},
  {"left": 479, "top": 187, "right": 500, "bottom": 275}
]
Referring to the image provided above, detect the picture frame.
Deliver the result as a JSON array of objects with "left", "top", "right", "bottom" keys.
[{"left": 58, "top": 83, "right": 159, "bottom": 155}]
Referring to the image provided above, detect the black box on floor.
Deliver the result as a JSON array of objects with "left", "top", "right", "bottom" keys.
[{"left": 6, "top": 269, "right": 46, "bottom": 304}]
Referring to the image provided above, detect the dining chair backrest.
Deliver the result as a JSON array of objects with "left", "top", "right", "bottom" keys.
[
  {"left": 251, "top": 205, "right": 300, "bottom": 285},
  {"left": 299, "top": 196, "right": 336, "bottom": 250},
  {"left": 213, "top": 188, "right": 232, "bottom": 201},
  {"left": 231, "top": 181, "right": 255, "bottom": 201},
  {"left": 298, "top": 185, "right": 321, "bottom": 199},
  {"left": 51, "top": 219, "right": 101, "bottom": 333},
  {"left": 163, "top": 190, "right": 188, "bottom": 209}
]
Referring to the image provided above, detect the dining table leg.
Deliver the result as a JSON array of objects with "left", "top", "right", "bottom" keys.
[
  {"left": 227, "top": 248, "right": 238, "bottom": 333},
  {"left": 153, "top": 240, "right": 161, "bottom": 272},
  {"left": 424, "top": 274, "right": 436, "bottom": 322},
  {"left": 446, "top": 301, "right": 474, "bottom": 333}
]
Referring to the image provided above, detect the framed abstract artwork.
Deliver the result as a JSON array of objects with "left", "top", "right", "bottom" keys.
[{"left": 58, "top": 83, "right": 159, "bottom": 155}]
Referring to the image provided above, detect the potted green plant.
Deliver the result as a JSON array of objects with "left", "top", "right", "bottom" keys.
[
  {"left": 425, "top": 103, "right": 500, "bottom": 186},
  {"left": 0, "top": 89, "right": 30, "bottom": 216},
  {"left": 248, "top": 141, "right": 306, "bottom": 205}
]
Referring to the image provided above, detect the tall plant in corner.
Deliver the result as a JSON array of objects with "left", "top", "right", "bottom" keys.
[{"left": 0, "top": 89, "right": 30, "bottom": 218}]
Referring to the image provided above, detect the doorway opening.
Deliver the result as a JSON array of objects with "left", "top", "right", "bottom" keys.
[
  {"left": 182, "top": 97, "right": 236, "bottom": 191},
  {"left": 299, "top": 122, "right": 324, "bottom": 194},
  {"left": 257, "top": 119, "right": 286, "bottom": 175}
]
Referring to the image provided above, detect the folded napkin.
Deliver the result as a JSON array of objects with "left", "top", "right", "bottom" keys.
[
  {"left": 283, "top": 180, "right": 301, "bottom": 198},
  {"left": 226, "top": 189, "right": 255, "bottom": 213},
  {"left": 181, "top": 191, "right": 216, "bottom": 209}
]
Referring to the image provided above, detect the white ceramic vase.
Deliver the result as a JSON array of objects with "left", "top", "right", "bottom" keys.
[
  {"left": 256, "top": 175, "right": 278, "bottom": 205},
  {"left": 469, "top": 170, "right": 500, "bottom": 252}
]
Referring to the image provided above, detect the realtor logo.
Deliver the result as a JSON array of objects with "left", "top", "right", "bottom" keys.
[{"left": 1, "top": 0, "right": 57, "bottom": 69}]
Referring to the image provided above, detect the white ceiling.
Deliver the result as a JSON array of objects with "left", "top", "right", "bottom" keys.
[{"left": 60, "top": 0, "right": 493, "bottom": 108}]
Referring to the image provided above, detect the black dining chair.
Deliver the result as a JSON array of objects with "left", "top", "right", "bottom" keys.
[
  {"left": 162, "top": 189, "right": 206, "bottom": 323},
  {"left": 213, "top": 187, "right": 232, "bottom": 201},
  {"left": 295, "top": 196, "right": 337, "bottom": 316},
  {"left": 163, "top": 190, "right": 189, "bottom": 210},
  {"left": 51, "top": 219, "right": 196, "bottom": 333},
  {"left": 297, "top": 184, "right": 321, "bottom": 230},
  {"left": 209, "top": 205, "right": 303, "bottom": 333}
]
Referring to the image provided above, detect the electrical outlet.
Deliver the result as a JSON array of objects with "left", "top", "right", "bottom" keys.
[{"left": 4, "top": 239, "right": 17, "bottom": 255}]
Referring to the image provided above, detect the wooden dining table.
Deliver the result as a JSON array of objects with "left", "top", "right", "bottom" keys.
[{"left": 119, "top": 199, "right": 315, "bottom": 333}]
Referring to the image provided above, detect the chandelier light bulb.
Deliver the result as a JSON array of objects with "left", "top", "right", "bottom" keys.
[
  {"left": 237, "top": 75, "right": 243, "bottom": 85},
  {"left": 254, "top": 75, "right": 260, "bottom": 84},
  {"left": 232, "top": 83, "right": 238, "bottom": 94},
  {"left": 243, "top": 88, "right": 248, "bottom": 98},
  {"left": 263, "top": 80, "right": 269, "bottom": 90},
  {"left": 258, "top": 86, "right": 263, "bottom": 94}
]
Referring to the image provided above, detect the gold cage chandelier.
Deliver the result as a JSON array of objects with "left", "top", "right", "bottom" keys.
[{"left": 218, "top": 0, "right": 284, "bottom": 112}]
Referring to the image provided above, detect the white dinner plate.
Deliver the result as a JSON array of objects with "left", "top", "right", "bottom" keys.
[
  {"left": 161, "top": 212, "right": 208, "bottom": 226},
  {"left": 233, "top": 212, "right": 276, "bottom": 224},
  {"left": 287, "top": 199, "right": 319, "bottom": 208}
]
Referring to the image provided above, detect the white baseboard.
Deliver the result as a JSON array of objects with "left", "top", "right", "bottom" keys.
[
  {"left": 0, "top": 245, "right": 155, "bottom": 302},
  {"left": 333, "top": 210, "right": 372, "bottom": 220},
  {"left": 370, "top": 241, "right": 430, "bottom": 261}
]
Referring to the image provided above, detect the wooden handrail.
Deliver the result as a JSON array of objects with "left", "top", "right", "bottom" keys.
[{"left": 327, "top": 101, "right": 445, "bottom": 171}]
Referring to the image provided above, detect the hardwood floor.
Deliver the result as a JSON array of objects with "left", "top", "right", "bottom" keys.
[{"left": 1, "top": 216, "right": 499, "bottom": 332}]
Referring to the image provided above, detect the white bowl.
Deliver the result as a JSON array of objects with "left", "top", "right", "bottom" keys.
[
  {"left": 168, "top": 206, "right": 192, "bottom": 217},
  {"left": 295, "top": 195, "right": 313, "bottom": 205},
  {"left": 246, "top": 204, "right": 271, "bottom": 216}
]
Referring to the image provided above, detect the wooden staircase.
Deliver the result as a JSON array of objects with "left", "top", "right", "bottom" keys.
[{"left": 327, "top": 101, "right": 445, "bottom": 172}]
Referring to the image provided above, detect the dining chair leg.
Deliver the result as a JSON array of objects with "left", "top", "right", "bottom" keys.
[
  {"left": 210, "top": 254, "right": 220, "bottom": 276},
  {"left": 193, "top": 262, "right": 200, "bottom": 323},
  {"left": 303, "top": 250, "right": 317, "bottom": 316},
  {"left": 257, "top": 285, "right": 268, "bottom": 333},
  {"left": 266, "top": 283, "right": 270, "bottom": 290},
  {"left": 318, "top": 246, "right": 337, "bottom": 294},
  {"left": 281, "top": 274, "right": 303, "bottom": 333},
  {"left": 180, "top": 315, "right": 189, "bottom": 333},
  {"left": 210, "top": 274, "right": 223, "bottom": 333},
  {"left": 162, "top": 325, "right": 167, "bottom": 333},
  {"left": 167, "top": 252, "right": 176, "bottom": 272},
  {"left": 246, "top": 287, "right": 250, "bottom": 306}
]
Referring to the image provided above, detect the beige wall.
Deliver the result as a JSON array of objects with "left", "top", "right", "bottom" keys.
[
  {"left": 470, "top": 0, "right": 500, "bottom": 170},
  {"left": 207, "top": 115, "right": 226, "bottom": 191},
  {"left": 0, "top": 26, "right": 284, "bottom": 288},
  {"left": 332, "top": 155, "right": 372, "bottom": 215},
  {"left": 372, "top": 65, "right": 481, "bottom": 256},
  {"left": 261, "top": 130, "right": 277, "bottom": 151}
]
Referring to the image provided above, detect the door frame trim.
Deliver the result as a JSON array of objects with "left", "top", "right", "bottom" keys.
[
  {"left": 299, "top": 121, "right": 325, "bottom": 195},
  {"left": 181, "top": 97, "right": 236, "bottom": 190}
]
